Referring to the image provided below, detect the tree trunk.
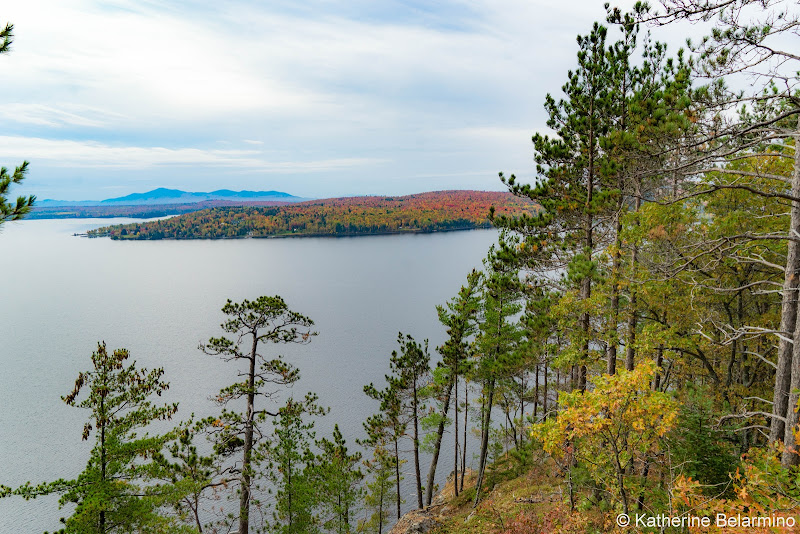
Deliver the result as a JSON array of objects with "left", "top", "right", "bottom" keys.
[
  {"left": 394, "top": 436, "right": 401, "bottom": 520},
  {"left": 579, "top": 272, "right": 591, "bottom": 390},
  {"left": 100, "top": 392, "right": 106, "bottom": 534},
  {"left": 614, "top": 447, "right": 629, "bottom": 516},
  {"left": 378, "top": 480, "right": 384, "bottom": 534},
  {"left": 636, "top": 461, "right": 650, "bottom": 511},
  {"left": 579, "top": 72, "right": 596, "bottom": 392},
  {"left": 543, "top": 356, "right": 548, "bottom": 418},
  {"left": 412, "top": 380, "right": 423, "bottom": 509},
  {"left": 782, "top": 119, "right": 800, "bottom": 464},
  {"left": 460, "top": 382, "right": 468, "bottom": 492},
  {"left": 453, "top": 371, "right": 459, "bottom": 498},
  {"left": 773, "top": 114, "right": 800, "bottom": 444},
  {"left": 473, "top": 379, "right": 495, "bottom": 507},
  {"left": 534, "top": 364, "right": 539, "bottom": 419},
  {"left": 239, "top": 336, "right": 258, "bottom": 534},
  {"left": 425, "top": 381, "right": 452, "bottom": 506},
  {"left": 654, "top": 344, "right": 664, "bottom": 391},
  {"left": 608, "top": 214, "right": 623, "bottom": 375},
  {"left": 626, "top": 191, "right": 642, "bottom": 372}
]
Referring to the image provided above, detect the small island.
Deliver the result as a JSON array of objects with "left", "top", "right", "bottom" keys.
[{"left": 87, "top": 190, "right": 537, "bottom": 240}]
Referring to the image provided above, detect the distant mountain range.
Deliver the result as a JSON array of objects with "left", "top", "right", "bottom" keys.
[{"left": 39, "top": 188, "right": 306, "bottom": 207}]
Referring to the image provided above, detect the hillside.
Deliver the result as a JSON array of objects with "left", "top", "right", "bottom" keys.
[
  {"left": 87, "top": 190, "right": 537, "bottom": 239},
  {"left": 37, "top": 188, "right": 304, "bottom": 207},
  {"left": 30, "top": 188, "right": 306, "bottom": 219},
  {"left": 389, "top": 450, "right": 597, "bottom": 534},
  {"left": 98, "top": 187, "right": 303, "bottom": 205},
  {"left": 26, "top": 199, "right": 295, "bottom": 220}
]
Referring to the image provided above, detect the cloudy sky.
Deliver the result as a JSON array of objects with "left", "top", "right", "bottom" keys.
[{"left": 2, "top": 0, "right": 687, "bottom": 200}]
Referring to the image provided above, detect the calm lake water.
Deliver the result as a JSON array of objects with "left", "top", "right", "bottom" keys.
[{"left": 0, "top": 218, "right": 498, "bottom": 532}]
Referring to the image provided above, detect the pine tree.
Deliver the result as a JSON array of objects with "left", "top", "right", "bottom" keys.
[
  {"left": 473, "top": 236, "right": 524, "bottom": 505},
  {"left": 0, "top": 23, "right": 33, "bottom": 227},
  {"left": 151, "top": 418, "right": 234, "bottom": 532},
  {"left": 496, "top": 22, "right": 619, "bottom": 391},
  {"left": 360, "top": 390, "right": 406, "bottom": 521},
  {"left": 200, "top": 296, "right": 315, "bottom": 534},
  {"left": 358, "top": 445, "right": 396, "bottom": 534},
  {"left": 309, "top": 424, "right": 363, "bottom": 534},
  {"left": 267, "top": 394, "right": 326, "bottom": 534},
  {"left": 13, "top": 343, "right": 178, "bottom": 533},
  {"left": 387, "top": 334, "right": 430, "bottom": 510},
  {"left": 637, "top": 0, "right": 800, "bottom": 463},
  {"left": 426, "top": 269, "right": 481, "bottom": 502}
]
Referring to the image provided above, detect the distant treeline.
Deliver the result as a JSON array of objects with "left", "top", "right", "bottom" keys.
[
  {"left": 87, "top": 191, "right": 537, "bottom": 239},
  {"left": 28, "top": 200, "right": 292, "bottom": 220}
]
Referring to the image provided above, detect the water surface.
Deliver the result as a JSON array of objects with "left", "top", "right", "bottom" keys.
[{"left": 0, "top": 219, "right": 498, "bottom": 532}]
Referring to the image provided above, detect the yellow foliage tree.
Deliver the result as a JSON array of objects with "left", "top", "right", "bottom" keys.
[{"left": 533, "top": 361, "right": 678, "bottom": 515}]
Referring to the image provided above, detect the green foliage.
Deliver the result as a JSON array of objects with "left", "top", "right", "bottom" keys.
[
  {"left": 361, "top": 333, "right": 433, "bottom": 514},
  {"left": 0, "top": 23, "right": 33, "bottom": 227},
  {"left": 266, "top": 394, "right": 327, "bottom": 534},
  {"left": 474, "top": 236, "right": 524, "bottom": 385},
  {"left": 150, "top": 418, "right": 233, "bottom": 532},
  {"left": 472, "top": 234, "right": 526, "bottom": 505},
  {"left": 436, "top": 268, "right": 483, "bottom": 378},
  {"left": 358, "top": 446, "right": 397, "bottom": 534},
  {"left": 13, "top": 343, "right": 179, "bottom": 533},
  {"left": 388, "top": 333, "right": 431, "bottom": 508},
  {"left": 200, "top": 296, "right": 316, "bottom": 534},
  {"left": 308, "top": 424, "right": 364, "bottom": 534},
  {"left": 0, "top": 161, "right": 34, "bottom": 225},
  {"left": 669, "top": 390, "right": 740, "bottom": 497}
]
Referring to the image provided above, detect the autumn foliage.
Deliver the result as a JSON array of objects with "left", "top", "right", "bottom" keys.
[
  {"left": 87, "top": 190, "right": 537, "bottom": 240},
  {"left": 533, "top": 361, "right": 678, "bottom": 514}
]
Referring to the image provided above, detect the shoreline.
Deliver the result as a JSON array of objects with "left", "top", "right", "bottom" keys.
[{"left": 87, "top": 223, "right": 496, "bottom": 241}]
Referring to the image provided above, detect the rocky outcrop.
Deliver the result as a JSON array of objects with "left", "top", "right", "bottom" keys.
[
  {"left": 388, "top": 508, "right": 441, "bottom": 534},
  {"left": 388, "top": 470, "right": 473, "bottom": 533}
]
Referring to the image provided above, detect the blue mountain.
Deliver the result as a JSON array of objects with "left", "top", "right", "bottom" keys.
[{"left": 39, "top": 188, "right": 305, "bottom": 207}]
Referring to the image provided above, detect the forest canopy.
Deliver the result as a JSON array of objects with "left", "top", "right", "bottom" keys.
[{"left": 86, "top": 191, "right": 538, "bottom": 240}]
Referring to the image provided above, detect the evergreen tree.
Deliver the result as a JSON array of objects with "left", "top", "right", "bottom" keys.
[
  {"left": 358, "top": 445, "right": 396, "bottom": 534},
  {"left": 309, "top": 424, "right": 363, "bottom": 534},
  {"left": 13, "top": 343, "right": 179, "bottom": 533},
  {"left": 151, "top": 418, "right": 234, "bottom": 532},
  {"left": 497, "top": 22, "right": 618, "bottom": 391},
  {"left": 473, "top": 236, "right": 524, "bottom": 505},
  {"left": 0, "top": 23, "right": 33, "bottom": 227},
  {"left": 267, "top": 394, "right": 326, "bottom": 534},
  {"left": 640, "top": 0, "right": 800, "bottom": 457},
  {"left": 387, "top": 334, "right": 430, "bottom": 510},
  {"left": 200, "top": 296, "right": 315, "bottom": 534},
  {"left": 361, "top": 387, "right": 406, "bottom": 520},
  {"left": 426, "top": 269, "right": 481, "bottom": 503}
]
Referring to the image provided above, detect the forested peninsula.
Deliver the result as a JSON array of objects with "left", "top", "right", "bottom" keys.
[{"left": 86, "top": 190, "right": 536, "bottom": 240}]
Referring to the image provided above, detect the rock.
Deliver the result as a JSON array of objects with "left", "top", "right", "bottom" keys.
[
  {"left": 388, "top": 508, "right": 440, "bottom": 534},
  {"left": 389, "top": 470, "right": 475, "bottom": 533}
]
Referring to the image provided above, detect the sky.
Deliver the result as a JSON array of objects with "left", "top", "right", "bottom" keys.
[{"left": 1, "top": 0, "right": 692, "bottom": 201}]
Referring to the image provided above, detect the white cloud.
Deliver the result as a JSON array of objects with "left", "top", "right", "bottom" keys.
[
  {"left": 2, "top": 0, "right": 594, "bottom": 128},
  {"left": 0, "top": 103, "right": 123, "bottom": 128},
  {"left": 0, "top": 0, "right": 699, "bottom": 198},
  {"left": 0, "top": 136, "right": 384, "bottom": 171}
]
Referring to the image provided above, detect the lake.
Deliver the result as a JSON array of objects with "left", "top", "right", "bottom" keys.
[{"left": 0, "top": 218, "right": 499, "bottom": 532}]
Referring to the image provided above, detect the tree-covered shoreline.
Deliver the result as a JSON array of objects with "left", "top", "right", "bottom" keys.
[{"left": 86, "top": 191, "right": 538, "bottom": 240}]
